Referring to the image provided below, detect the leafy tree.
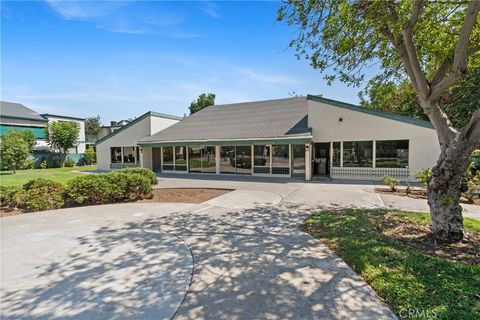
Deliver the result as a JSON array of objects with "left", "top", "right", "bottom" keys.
[
  {"left": 85, "top": 115, "right": 102, "bottom": 137},
  {"left": 83, "top": 146, "right": 96, "bottom": 165},
  {"left": 0, "top": 130, "right": 32, "bottom": 174},
  {"left": 360, "top": 68, "right": 480, "bottom": 128},
  {"left": 45, "top": 121, "right": 79, "bottom": 165},
  {"left": 279, "top": 0, "right": 480, "bottom": 241},
  {"left": 189, "top": 93, "right": 215, "bottom": 114}
]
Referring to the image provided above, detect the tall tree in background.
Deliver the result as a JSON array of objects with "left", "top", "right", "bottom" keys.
[
  {"left": 279, "top": 0, "right": 480, "bottom": 241},
  {"left": 85, "top": 115, "right": 102, "bottom": 138},
  {"left": 189, "top": 93, "right": 215, "bottom": 114},
  {"left": 45, "top": 121, "right": 79, "bottom": 166}
]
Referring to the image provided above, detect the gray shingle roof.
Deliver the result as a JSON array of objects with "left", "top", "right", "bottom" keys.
[
  {"left": 139, "top": 97, "right": 311, "bottom": 143},
  {"left": 0, "top": 101, "right": 47, "bottom": 122}
]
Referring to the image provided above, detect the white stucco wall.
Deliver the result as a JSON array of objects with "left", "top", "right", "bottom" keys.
[
  {"left": 307, "top": 100, "right": 441, "bottom": 178},
  {"left": 96, "top": 114, "right": 179, "bottom": 171}
]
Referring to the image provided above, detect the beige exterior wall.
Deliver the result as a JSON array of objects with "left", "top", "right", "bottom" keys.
[
  {"left": 307, "top": 100, "right": 441, "bottom": 179},
  {"left": 96, "top": 114, "right": 179, "bottom": 171}
]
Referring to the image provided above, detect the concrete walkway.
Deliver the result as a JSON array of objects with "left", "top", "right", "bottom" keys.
[{"left": 3, "top": 174, "right": 478, "bottom": 319}]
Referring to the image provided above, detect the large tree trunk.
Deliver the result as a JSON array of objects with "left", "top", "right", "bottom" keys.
[{"left": 427, "top": 136, "right": 472, "bottom": 242}]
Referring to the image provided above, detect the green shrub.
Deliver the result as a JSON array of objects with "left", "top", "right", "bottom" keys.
[
  {"left": 64, "top": 159, "right": 75, "bottom": 167},
  {"left": 21, "top": 159, "right": 36, "bottom": 170},
  {"left": 414, "top": 168, "right": 432, "bottom": 188},
  {"left": 0, "top": 185, "right": 25, "bottom": 207},
  {"left": 119, "top": 168, "right": 157, "bottom": 185},
  {"left": 40, "top": 160, "right": 48, "bottom": 169},
  {"left": 22, "top": 179, "right": 64, "bottom": 211},
  {"left": 382, "top": 175, "right": 399, "bottom": 191},
  {"left": 464, "top": 171, "right": 480, "bottom": 203},
  {"left": 83, "top": 147, "right": 96, "bottom": 165},
  {"left": 65, "top": 172, "right": 152, "bottom": 206}
]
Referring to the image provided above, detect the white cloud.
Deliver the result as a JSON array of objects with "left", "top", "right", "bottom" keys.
[
  {"left": 230, "top": 66, "right": 299, "bottom": 85},
  {"left": 198, "top": 1, "right": 220, "bottom": 19},
  {"left": 45, "top": 0, "right": 127, "bottom": 19}
]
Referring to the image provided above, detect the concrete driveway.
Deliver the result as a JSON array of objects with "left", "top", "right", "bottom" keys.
[{"left": 3, "top": 174, "right": 477, "bottom": 319}]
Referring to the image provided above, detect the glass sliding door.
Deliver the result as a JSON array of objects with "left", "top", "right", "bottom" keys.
[
  {"left": 220, "top": 146, "right": 236, "bottom": 174},
  {"left": 201, "top": 146, "right": 216, "bottom": 173},
  {"left": 162, "top": 147, "right": 174, "bottom": 170},
  {"left": 253, "top": 145, "right": 270, "bottom": 174},
  {"left": 235, "top": 146, "right": 252, "bottom": 174},
  {"left": 175, "top": 146, "right": 187, "bottom": 171},
  {"left": 188, "top": 147, "right": 202, "bottom": 172},
  {"left": 272, "top": 144, "right": 290, "bottom": 175},
  {"left": 292, "top": 145, "right": 305, "bottom": 177}
]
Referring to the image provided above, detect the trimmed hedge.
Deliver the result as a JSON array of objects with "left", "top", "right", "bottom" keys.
[
  {"left": 1, "top": 170, "right": 156, "bottom": 212},
  {"left": 118, "top": 168, "right": 158, "bottom": 185}
]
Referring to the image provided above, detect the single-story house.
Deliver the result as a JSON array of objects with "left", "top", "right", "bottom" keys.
[
  {"left": 98, "top": 95, "right": 441, "bottom": 181},
  {"left": 95, "top": 111, "right": 183, "bottom": 170}
]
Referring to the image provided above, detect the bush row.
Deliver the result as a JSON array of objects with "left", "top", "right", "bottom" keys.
[{"left": 0, "top": 168, "right": 157, "bottom": 212}]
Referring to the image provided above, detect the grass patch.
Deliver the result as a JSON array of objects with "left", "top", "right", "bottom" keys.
[
  {"left": 0, "top": 166, "right": 96, "bottom": 187},
  {"left": 303, "top": 209, "right": 480, "bottom": 320}
]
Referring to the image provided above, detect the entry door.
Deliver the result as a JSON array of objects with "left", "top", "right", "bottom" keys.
[{"left": 313, "top": 143, "right": 330, "bottom": 176}]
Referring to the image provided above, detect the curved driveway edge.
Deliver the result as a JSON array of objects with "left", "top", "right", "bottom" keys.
[{"left": 0, "top": 203, "right": 195, "bottom": 320}]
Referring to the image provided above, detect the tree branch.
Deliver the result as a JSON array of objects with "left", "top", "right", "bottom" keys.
[
  {"left": 461, "top": 108, "right": 480, "bottom": 148},
  {"left": 431, "top": 46, "right": 480, "bottom": 86},
  {"left": 402, "top": 0, "right": 430, "bottom": 99},
  {"left": 430, "top": 1, "right": 480, "bottom": 101}
]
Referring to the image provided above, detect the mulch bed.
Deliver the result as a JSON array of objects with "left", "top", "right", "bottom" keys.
[
  {"left": 375, "top": 187, "right": 480, "bottom": 205},
  {"left": 142, "top": 188, "right": 232, "bottom": 204},
  {"left": 380, "top": 214, "right": 480, "bottom": 265}
]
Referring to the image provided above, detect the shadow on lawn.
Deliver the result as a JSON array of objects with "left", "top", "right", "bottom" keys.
[{"left": 1, "top": 204, "right": 396, "bottom": 319}]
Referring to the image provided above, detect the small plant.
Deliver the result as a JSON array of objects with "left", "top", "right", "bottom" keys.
[
  {"left": 21, "top": 159, "right": 36, "bottom": 170},
  {"left": 382, "top": 175, "right": 399, "bottom": 192},
  {"left": 64, "top": 159, "right": 75, "bottom": 167},
  {"left": 464, "top": 171, "right": 480, "bottom": 203},
  {"left": 414, "top": 168, "right": 432, "bottom": 188},
  {"left": 40, "top": 160, "right": 48, "bottom": 169},
  {"left": 405, "top": 182, "right": 412, "bottom": 195}
]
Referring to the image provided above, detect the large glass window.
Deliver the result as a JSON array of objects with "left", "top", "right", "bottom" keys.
[
  {"left": 376, "top": 140, "right": 409, "bottom": 168},
  {"left": 111, "top": 147, "right": 121, "bottom": 163},
  {"left": 343, "top": 141, "right": 373, "bottom": 167},
  {"left": 254, "top": 145, "right": 270, "bottom": 167},
  {"left": 272, "top": 145, "right": 289, "bottom": 167},
  {"left": 188, "top": 147, "right": 202, "bottom": 172},
  {"left": 123, "top": 146, "right": 136, "bottom": 163},
  {"left": 201, "top": 146, "right": 216, "bottom": 173},
  {"left": 175, "top": 146, "right": 187, "bottom": 170},
  {"left": 292, "top": 145, "right": 305, "bottom": 176},
  {"left": 162, "top": 147, "right": 173, "bottom": 164},
  {"left": 332, "top": 142, "right": 341, "bottom": 167},
  {"left": 220, "top": 146, "right": 236, "bottom": 174},
  {"left": 235, "top": 146, "right": 252, "bottom": 174}
]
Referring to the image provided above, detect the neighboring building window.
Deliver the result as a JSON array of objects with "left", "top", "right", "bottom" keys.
[
  {"left": 343, "top": 141, "right": 373, "bottom": 167},
  {"left": 175, "top": 146, "right": 187, "bottom": 165},
  {"left": 292, "top": 145, "right": 305, "bottom": 175},
  {"left": 162, "top": 147, "right": 173, "bottom": 164},
  {"left": 123, "top": 146, "right": 136, "bottom": 163},
  {"left": 376, "top": 140, "right": 409, "bottom": 168},
  {"left": 332, "top": 142, "right": 341, "bottom": 167},
  {"left": 111, "top": 147, "right": 121, "bottom": 163},
  {"left": 254, "top": 145, "right": 270, "bottom": 167}
]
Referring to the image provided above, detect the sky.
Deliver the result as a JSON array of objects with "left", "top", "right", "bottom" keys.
[{"left": 1, "top": 0, "right": 373, "bottom": 124}]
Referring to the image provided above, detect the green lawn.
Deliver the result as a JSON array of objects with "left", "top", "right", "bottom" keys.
[
  {"left": 303, "top": 209, "right": 480, "bottom": 320},
  {"left": 0, "top": 166, "right": 97, "bottom": 187}
]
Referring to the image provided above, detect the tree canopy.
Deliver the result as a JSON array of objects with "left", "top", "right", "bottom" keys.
[
  {"left": 0, "top": 130, "right": 34, "bottom": 173},
  {"left": 189, "top": 93, "right": 215, "bottom": 114},
  {"left": 85, "top": 115, "right": 102, "bottom": 137},
  {"left": 45, "top": 121, "right": 79, "bottom": 155}
]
